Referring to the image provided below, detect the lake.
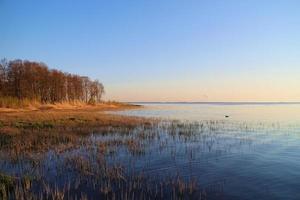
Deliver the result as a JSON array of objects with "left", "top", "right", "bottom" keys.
[
  {"left": 111, "top": 102, "right": 300, "bottom": 199},
  {"left": 118, "top": 102, "right": 300, "bottom": 123}
]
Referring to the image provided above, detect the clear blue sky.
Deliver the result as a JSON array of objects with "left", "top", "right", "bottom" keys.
[{"left": 1, "top": 0, "right": 300, "bottom": 101}]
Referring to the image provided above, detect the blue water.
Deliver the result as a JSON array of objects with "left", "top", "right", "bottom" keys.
[
  {"left": 119, "top": 102, "right": 300, "bottom": 123},
  {"left": 112, "top": 103, "right": 300, "bottom": 199}
]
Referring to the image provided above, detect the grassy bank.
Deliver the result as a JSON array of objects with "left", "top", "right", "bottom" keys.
[
  {"left": 0, "top": 102, "right": 142, "bottom": 135},
  {"left": 0, "top": 96, "right": 139, "bottom": 112},
  {"left": 0, "top": 101, "right": 145, "bottom": 156}
]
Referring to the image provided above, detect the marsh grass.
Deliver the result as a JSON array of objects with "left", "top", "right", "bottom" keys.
[
  {"left": 0, "top": 109, "right": 282, "bottom": 199},
  {"left": 0, "top": 97, "right": 34, "bottom": 109}
]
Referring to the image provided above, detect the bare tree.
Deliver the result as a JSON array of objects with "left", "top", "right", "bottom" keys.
[
  {"left": 0, "top": 59, "right": 8, "bottom": 96},
  {"left": 88, "top": 80, "right": 105, "bottom": 104},
  {"left": 0, "top": 58, "right": 105, "bottom": 104}
]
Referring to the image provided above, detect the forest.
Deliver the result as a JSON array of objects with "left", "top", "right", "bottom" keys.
[{"left": 0, "top": 58, "right": 104, "bottom": 104}]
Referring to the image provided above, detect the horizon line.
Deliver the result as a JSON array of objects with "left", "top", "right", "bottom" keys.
[{"left": 124, "top": 101, "right": 300, "bottom": 104}]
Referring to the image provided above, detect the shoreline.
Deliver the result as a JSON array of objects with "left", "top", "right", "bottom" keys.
[
  {"left": 0, "top": 102, "right": 145, "bottom": 135},
  {"left": 0, "top": 102, "right": 141, "bottom": 113}
]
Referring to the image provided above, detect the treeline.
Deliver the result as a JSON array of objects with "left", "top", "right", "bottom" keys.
[{"left": 0, "top": 58, "right": 104, "bottom": 104}]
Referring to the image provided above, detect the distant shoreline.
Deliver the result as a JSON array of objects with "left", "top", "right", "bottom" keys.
[{"left": 128, "top": 101, "right": 300, "bottom": 105}]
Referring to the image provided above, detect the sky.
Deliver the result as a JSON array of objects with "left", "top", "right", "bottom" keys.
[{"left": 1, "top": 0, "right": 300, "bottom": 102}]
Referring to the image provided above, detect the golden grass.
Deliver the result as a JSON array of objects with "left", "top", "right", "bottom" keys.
[
  {"left": 0, "top": 98, "right": 140, "bottom": 112},
  {"left": 0, "top": 103, "right": 149, "bottom": 155},
  {"left": 0, "top": 108, "right": 142, "bottom": 127}
]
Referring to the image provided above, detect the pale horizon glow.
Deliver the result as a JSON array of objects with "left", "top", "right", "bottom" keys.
[{"left": 1, "top": 1, "right": 300, "bottom": 102}]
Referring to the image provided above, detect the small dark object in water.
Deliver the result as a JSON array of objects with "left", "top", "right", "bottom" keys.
[{"left": 225, "top": 115, "right": 229, "bottom": 118}]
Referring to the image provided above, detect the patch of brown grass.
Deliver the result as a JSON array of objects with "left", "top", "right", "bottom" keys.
[{"left": 0, "top": 101, "right": 140, "bottom": 113}]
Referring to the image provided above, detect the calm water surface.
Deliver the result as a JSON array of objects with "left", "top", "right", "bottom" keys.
[
  {"left": 112, "top": 103, "right": 300, "bottom": 199},
  {"left": 119, "top": 102, "right": 300, "bottom": 123}
]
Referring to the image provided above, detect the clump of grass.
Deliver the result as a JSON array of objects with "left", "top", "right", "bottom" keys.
[
  {"left": 13, "top": 121, "right": 54, "bottom": 130},
  {"left": 0, "top": 97, "right": 35, "bottom": 108},
  {"left": 0, "top": 173, "right": 15, "bottom": 200},
  {"left": 126, "top": 139, "right": 145, "bottom": 155},
  {"left": 0, "top": 173, "right": 14, "bottom": 187},
  {"left": 0, "top": 134, "right": 12, "bottom": 148}
]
